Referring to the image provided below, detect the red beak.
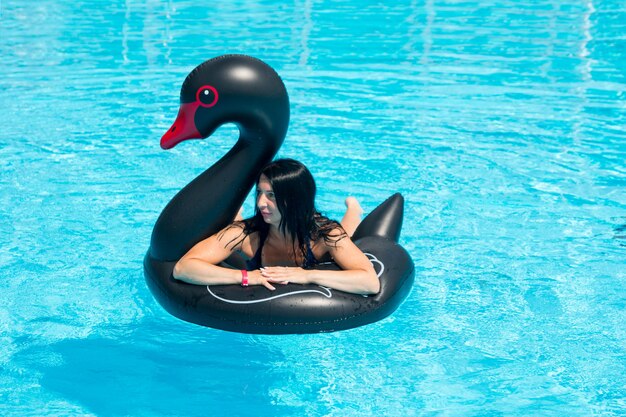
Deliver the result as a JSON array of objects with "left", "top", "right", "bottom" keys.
[{"left": 160, "top": 102, "right": 202, "bottom": 149}]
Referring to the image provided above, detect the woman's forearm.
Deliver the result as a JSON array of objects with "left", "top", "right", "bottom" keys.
[
  {"left": 173, "top": 258, "right": 241, "bottom": 285},
  {"left": 175, "top": 259, "right": 380, "bottom": 295},
  {"left": 305, "top": 269, "right": 380, "bottom": 295}
]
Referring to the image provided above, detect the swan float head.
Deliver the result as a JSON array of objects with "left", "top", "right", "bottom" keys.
[{"left": 161, "top": 54, "right": 290, "bottom": 150}]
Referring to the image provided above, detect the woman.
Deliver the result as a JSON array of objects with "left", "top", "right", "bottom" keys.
[{"left": 173, "top": 159, "right": 380, "bottom": 295}]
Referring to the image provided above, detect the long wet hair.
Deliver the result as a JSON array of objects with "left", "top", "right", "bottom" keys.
[{"left": 224, "top": 158, "right": 346, "bottom": 266}]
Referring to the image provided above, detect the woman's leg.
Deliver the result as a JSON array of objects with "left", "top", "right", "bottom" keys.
[{"left": 341, "top": 197, "right": 363, "bottom": 237}]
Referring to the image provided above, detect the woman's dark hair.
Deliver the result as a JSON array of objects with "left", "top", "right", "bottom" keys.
[{"left": 223, "top": 158, "right": 346, "bottom": 266}]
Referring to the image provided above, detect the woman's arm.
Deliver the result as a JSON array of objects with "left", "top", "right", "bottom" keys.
[
  {"left": 260, "top": 232, "right": 380, "bottom": 295},
  {"left": 173, "top": 225, "right": 278, "bottom": 290}
]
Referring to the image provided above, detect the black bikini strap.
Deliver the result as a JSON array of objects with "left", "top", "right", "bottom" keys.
[{"left": 250, "top": 228, "right": 268, "bottom": 265}]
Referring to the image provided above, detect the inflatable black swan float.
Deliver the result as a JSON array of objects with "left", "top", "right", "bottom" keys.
[{"left": 144, "top": 54, "right": 414, "bottom": 334}]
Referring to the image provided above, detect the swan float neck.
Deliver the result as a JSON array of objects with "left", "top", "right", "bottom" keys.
[{"left": 150, "top": 55, "right": 289, "bottom": 261}]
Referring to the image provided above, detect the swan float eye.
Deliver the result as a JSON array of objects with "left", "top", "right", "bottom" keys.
[{"left": 196, "top": 85, "right": 219, "bottom": 108}]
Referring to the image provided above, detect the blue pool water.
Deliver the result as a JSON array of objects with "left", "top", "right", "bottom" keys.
[{"left": 1, "top": 0, "right": 625, "bottom": 415}]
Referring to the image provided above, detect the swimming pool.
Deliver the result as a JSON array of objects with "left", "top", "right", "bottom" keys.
[{"left": 1, "top": 0, "right": 624, "bottom": 415}]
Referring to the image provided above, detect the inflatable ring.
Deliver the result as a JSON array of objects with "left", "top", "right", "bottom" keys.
[{"left": 144, "top": 55, "right": 415, "bottom": 334}]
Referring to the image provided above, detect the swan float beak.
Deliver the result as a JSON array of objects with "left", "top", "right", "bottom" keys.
[{"left": 160, "top": 102, "right": 203, "bottom": 149}]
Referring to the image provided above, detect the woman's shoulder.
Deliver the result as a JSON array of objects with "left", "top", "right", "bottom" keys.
[
  {"left": 326, "top": 224, "right": 347, "bottom": 238},
  {"left": 218, "top": 220, "right": 245, "bottom": 238},
  {"left": 313, "top": 223, "right": 348, "bottom": 247},
  {"left": 217, "top": 221, "right": 259, "bottom": 251}
]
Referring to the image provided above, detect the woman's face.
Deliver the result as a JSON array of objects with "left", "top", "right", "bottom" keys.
[{"left": 257, "top": 174, "right": 282, "bottom": 227}]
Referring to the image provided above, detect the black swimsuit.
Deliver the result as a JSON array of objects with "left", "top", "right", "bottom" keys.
[{"left": 246, "top": 231, "right": 318, "bottom": 270}]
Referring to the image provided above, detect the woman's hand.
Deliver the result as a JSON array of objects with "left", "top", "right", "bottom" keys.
[
  {"left": 259, "top": 266, "right": 310, "bottom": 286},
  {"left": 248, "top": 269, "right": 289, "bottom": 291}
]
